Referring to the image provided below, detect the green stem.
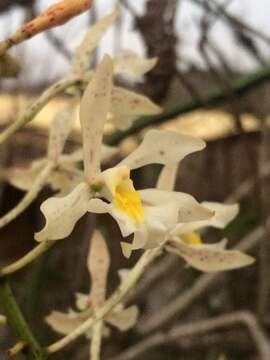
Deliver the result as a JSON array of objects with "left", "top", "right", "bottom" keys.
[
  {"left": 0, "top": 279, "right": 47, "bottom": 359},
  {"left": 105, "top": 64, "right": 270, "bottom": 146}
]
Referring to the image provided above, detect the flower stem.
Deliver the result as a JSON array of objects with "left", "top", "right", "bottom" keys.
[
  {"left": 0, "top": 278, "right": 47, "bottom": 359},
  {"left": 90, "top": 320, "right": 103, "bottom": 360},
  {"left": 47, "top": 242, "right": 165, "bottom": 353},
  {"left": 0, "top": 162, "right": 54, "bottom": 230},
  {"left": 0, "top": 241, "right": 56, "bottom": 277},
  {"left": 0, "top": 75, "right": 81, "bottom": 145}
]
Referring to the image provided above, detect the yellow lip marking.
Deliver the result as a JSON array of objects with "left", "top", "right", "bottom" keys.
[
  {"left": 181, "top": 232, "right": 202, "bottom": 246},
  {"left": 114, "top": 177, "right": 145, "bottom": 224}
]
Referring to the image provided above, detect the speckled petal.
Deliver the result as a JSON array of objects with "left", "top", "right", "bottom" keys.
[
  {"left": 114, "top": 50, "right": 157, "bottom": 79},
  {"left": 80, "top": 55, "right": 113, "bottom": 179},
  {"left": 35, "top": 182, "right": 91, "bottom": 242},
  {"left": 120, "top": 129, "right": 205, "bottom": 170},
  {"left": 169, "top": 238, "right": 255, "bottom": 272},
  {"left": 72, "top": 4, "right": 120, "bottom": 74},
  {"left": 172, "top": 203, "right": 239, "bottom": 235},
  {"left": 88, "top": 231, "right": 110, "bottom": 307}
]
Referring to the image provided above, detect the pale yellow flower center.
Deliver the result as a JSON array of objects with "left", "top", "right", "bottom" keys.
[
  {"left": 181, "top": 232, "right": 202, "bottom": 245},
  {"left": 114, "top": 178, "right": 145, "bottom": 224}
]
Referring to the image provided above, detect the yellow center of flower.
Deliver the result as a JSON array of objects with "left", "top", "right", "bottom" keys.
[
  {"left": 114, "top": 178, "right": 145, "bottom": 224},
  {"left": 181, "top": 232, "right": 202, "bottom": 245}
]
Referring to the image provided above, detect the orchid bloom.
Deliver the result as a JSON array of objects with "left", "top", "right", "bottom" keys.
[
  {"left": 46, "top": 231, "right": 138, "bottom": 343},
  {"left": 147, "top": 165, "right": 255, "bottom": 272},
  {"left": 35, "top": 55, "right": 215, "bottom": 245},
  {"left": 3, "top": 104, "right": 117, "bottom": 197}
]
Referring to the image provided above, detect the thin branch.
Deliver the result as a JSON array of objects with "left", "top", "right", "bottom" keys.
[
  {"left": 0, "top": 0, "right": 92, "bottom": 56},
  {"left": 105, "top": 63, "right": 270, "bottom": 146},
  {"left": 0, "top": 241, "right": 56, "bottom": 277},
  {"left": 110, "top": 311, "right": 270, "bottom": 360},
  {"left": 91, "top": 321, "right": 103, "bottom": 360},
  {"left": 0, "top": 278, "right": 47, "bottom": 359},
  {"left": 0, "top": 162, "right": 54, "bottom": 230},
  {"left": 138, "top": 225, "right": 264, "bottom": 335},
  {"left": 0, "top": 74, "right": 81, "bottom": 146},
  {"left": 46, "top": 31, "right": 72, "bottom": 61},
  {"left": 46, "top": 241, "right": 166, "bottom": 354},
  {"left": 190, "top": 0, "right": 270, "bottom": 46}
]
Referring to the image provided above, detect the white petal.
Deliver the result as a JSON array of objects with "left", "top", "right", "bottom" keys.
[
  {"left": 110, "top": 87, "right": 162, "bottom": 130},
  {"left": 106, "top": 305, "right": 139, "bottom": 331},
  {"left": 47, "top": 107, "right": 75, "bottom": 162},
  {"left": 114, "top": 50, "right": 157, "bottom": 79},
  {"left": 72, "top": 4, "right": 120, "bottom": 74},
  {"left": 140, "top": 189, "right": 214, "bottom": 222},
  {"left": 173, "top": 203, "right": 239, "bottom": 235},
  {"left": 120, "top": 129, "right": 205, "bottom": 170},
  {"left": 120, "top": 242, "right": 133, "bottom": 258},
  {"left": 156, "top": 165, "right": 178, "bottom": 191},
  {"left": 45, "top": 311, "right": 84, "bottom": 335},
  {"left": 88, "top": 198, "right": 137, "bottom": 237},
  {"left": 88, "top": 231, "right": 110, "bottom": 307},
  {"left": 35, "top": 182, "right": 91, "bottom": 242},
  {"left": 80, "top": 55, "right": 113, "bottom": 179},
  {"left": 169, "top": 239, "right": 255, "bottom": 272}
]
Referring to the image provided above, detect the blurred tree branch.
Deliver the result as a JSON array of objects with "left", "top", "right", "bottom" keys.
[{"left": 106, "top": 63, "right": 270, "bottom": 146}]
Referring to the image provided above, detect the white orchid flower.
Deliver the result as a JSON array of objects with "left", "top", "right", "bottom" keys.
[
  {"left": 156, "top": 165, "right": 255, "bottom": 272},
  {"left": 35, "top": 55, "right": 213, "bottom": 246},
  {"left": 46, "top": 231, "right": 138, "bottom": 341},
  {"left": 70, "top": 3, "right": 161, "bottom": 130}
]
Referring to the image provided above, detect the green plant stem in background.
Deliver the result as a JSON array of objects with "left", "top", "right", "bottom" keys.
[
  {"left": 0, "top": 279, "right": 47, "bottom": 360},
  {"left": 106, "top": 63, "right": 270, "bottom": 146}
]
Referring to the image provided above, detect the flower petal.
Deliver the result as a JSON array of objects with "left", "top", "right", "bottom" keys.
[
  {"left": 45, "top": 311, "right": 84, "bottom": 335},
  {"left": 172, "top": 203, "right": 239, "bottom": 235},
  {"left": 110, "top": 87, "right": 162, "bottom": 130},
  {"left": 120, "top": 129, "right": 205, "bottom": 170},
  {"left": 114, "top": 50, "right": 157, "bottom": 79},
  {"left": 88, "top": 230, "right": 110, "bottom": 307},
  {"left": 47, "top": 106, "right": 75, "bottom": 162},
  {"left": 88, "top": 198, "right": 137, "bottom": 237},
  {"left": 80, "top": 55, "right": 113, "bottom": 179},
  {"left": 35, "top": 182, "right": 91, "bottom": 242},
  {"left": 156, "top": 165, "right": 178, "bottom": 191},
  {"left": 140, "top": 189, "right": 214, "bottom": 222},
  {"left": 106, "top": 305, "right": 139, "bottom": 331},
  {"left": 72, "top": 4, "right": 120, "bottom": 74},
  {"left": 169, "top": 238, "right": 255, "bottom": 272}
]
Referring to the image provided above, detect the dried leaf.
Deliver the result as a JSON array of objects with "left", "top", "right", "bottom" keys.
[{"left": 46, "top": 311, "right": 85, "bottom": 335}]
